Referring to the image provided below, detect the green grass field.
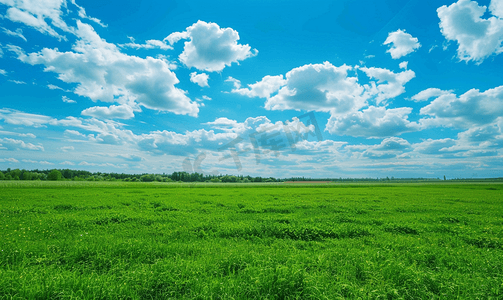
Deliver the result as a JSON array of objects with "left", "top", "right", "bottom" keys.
[{"left": 1, "top": 181, "right": 502, "bottom": 299}]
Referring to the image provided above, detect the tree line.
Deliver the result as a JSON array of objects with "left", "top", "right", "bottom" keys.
[
  {"left": 1, "top": 168, "right": 501, "bottom": 183},
  {"left": 0, "top": 168, "right": 279, "bottom": 183}
]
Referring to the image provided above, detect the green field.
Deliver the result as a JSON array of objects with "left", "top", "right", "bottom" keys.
[{"left": 1, "top": 181, "right": 502, "bottom": 299}]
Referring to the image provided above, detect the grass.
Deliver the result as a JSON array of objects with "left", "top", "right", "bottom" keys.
[{"left": 0, "top": 181, "right": 502, "bottom": 299}]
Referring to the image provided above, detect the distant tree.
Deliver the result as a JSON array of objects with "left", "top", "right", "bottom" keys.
[
  {"left": 140, "top": 174, "right": 154, "bottom": 182},
  {"left": 47, "top": 170, "right": 62, "bottom": 181},
  {"left": 22, "top": 171, "right": 32, "bottom": 180},
  {"left": 0, "top": 172, "right": 4, "bottom": 180},
  {"left": 10, "top": 169, "right": 22, "bottom": 179}
]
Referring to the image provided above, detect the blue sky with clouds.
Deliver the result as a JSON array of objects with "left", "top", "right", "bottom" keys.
[{"left": 1, "top": 0, "right": 502, "bottom": 178}]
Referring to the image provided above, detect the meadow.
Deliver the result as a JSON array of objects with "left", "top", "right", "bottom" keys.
[{"left": 0, "top": 181, "right": 502, "bottom": 299}]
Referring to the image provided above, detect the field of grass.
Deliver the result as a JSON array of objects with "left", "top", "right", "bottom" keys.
[{"left": 0, "top": 181, "right": 502, "bottom": 299}]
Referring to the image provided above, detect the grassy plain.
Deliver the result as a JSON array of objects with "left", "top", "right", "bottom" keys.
[{"left": 0, "top": 181, "right": 502, "bottom": 299}]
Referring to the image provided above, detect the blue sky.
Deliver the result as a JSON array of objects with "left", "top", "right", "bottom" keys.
[{"left": 1, "top": 0, "right": 503, "bottom": 178}]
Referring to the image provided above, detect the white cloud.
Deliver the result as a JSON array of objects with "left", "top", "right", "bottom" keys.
[
  {"left": 121, "top": 39, "right": 172, "bottom": 50},
  {"left": 420, "top": 85, "right": 503, "bottom": 128},
  {"left": 0, "top": 137, "right": 44, "bottom": 151},
  {"left": 0, "top": 130, "right": 36, "bottom": 138},
  {"left": 1, "top": 27, "right": 27, "bottom": 41},
  {"left": 0, "top": 0, "right": 72, "bottom": 40},
  {"left": 344, "top": 137, "right": 412, "bottom": 160},
  {"left": 437, "top": 0, "right": 503, "bottom": 63},
  {"left": 231, "top": 75, "right": 286, "bottom": 98},
  {"left": 117, "top": 154, "right": 144, "bottom": 162},
  {"left": 248, "top": 62, "right": 414, "bottom": 116},
  {"left": 18, "top": 132, "right": 36, "bottom": 138},
  {"left": 22, "top": 159, "right": 53, "bottom": 165},
  {"left": 359, "top": 67, "right": 415, "bottom": 104},
  {"left": 61, "top": 146, "right": 74, "bottom": 152},
  {"left": 60, "top": 161, "right": 75, "bottom": 165},
  {"left": 491, "top": 0, "right": 503, "bottom": 18},
  {"left": 69, "top": 0, "right": 106, "bottom": 27},
  {"left": 204, "top": 117, "right": 243, "bottom": 133},
  {"left": 9, "top": 79, "right": 26, "bottom": 84},
  {"left": 410, "top": 88, "right": 453, "bottom": 102},
  {"left": 94, "top": 133, "right": 122, "bottom": 145},
  {"left": 225, "top": 76, "right": 241, "bottom": 89},
  {"left": 399, "top": 61, "right": 408, "bottom": 69},
  {"left": 413, "top": 138, "right": 457, "bottom": 155},
  {"left": 265, "top": 62, "right": 367, "bottom": 114},
  {"left": 64, "top": 129, "right": 85, "bottom": 137},
  {"left": 62, "top": 96, "right": 76, "bottom": 103},
  {"left": 165, "top": 20, "right": 257, "bottom": 72},
  {"left": 47, "top": 84, "right": 63, "bottom": 90},
  {"left": 373, "top": 137, "right": 412, "bottom": 151},
  {"left": 0, "top": 158, "right": 20, "bottom": 163},
  {"left": 326, "top": 106, "right": 420, "bottom": 138},
  {"left": 81, "top": 104, "right": 134, "bottom": 120},
  {"left": 458, "top": 123, "right": 503, "bottom": 144},
  {"left": 14, "top": 21, "right": 199, "bottom": 117},
  {"left": 0, "top": 108, "right": 55, "bottom": 127},
  {"left": 383, "top": 29, "right": 421, "bottom": 59},
  {"left": 0, "top": 69, "right": 6, "bottom": 75},
  {"left": 190, "top": 72, "right": 209, "bottom": 87}
]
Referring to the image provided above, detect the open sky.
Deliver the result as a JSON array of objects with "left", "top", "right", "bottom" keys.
[{"left": 1, "top": 0, "right": 503, "bottom": 178}]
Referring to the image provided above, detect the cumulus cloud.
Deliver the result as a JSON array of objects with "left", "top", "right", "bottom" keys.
[
  {"left": 413, "top": 138, "right": 457, "bottom": 155},
  {"left": 62, "top": 96, "right": 76, "bottom": 103},
  {"left": 326, "top": 106, "right": 420, "bottom": 138},
  {"left": 373, "top": 137, "right": 412, "bottom": 151},
  {"left": 383, "top": 29, "right": 421, "bottom": 59},
  {"left": 204, "top": 117, "right": 243, "bottom": 133},
  {"left": 0, "top": 0, "right": 72, "bottom": 40},
  {"left": 359, "top": 67, "right": 415, "bottom": 104},
  {"left": 81, "top": 104, "right": 134, "bottom": 120},
  {"left": 0, "top": 69, "right": 6, "bottom": 75},
  {"left": 94, "top": 133, "right": 122, "bottom": 145},
  {"left": 231, "top": 75, "right": 286, "bottom": 98},
  {"left": 165, "top": 20, "right": 257, "bottom": 72},
  {"left": 351, "top": 137, "right": 412, "bottom": 160},
  {"left": 491, "top": 0, "right": 503, "bottom": 18},
  {"left": 410, "top": 88, "right": 453, "bottom": 102},
  {"left": 437, "top": 0, "right": 503, "bottom": 63},
  {"left": 0, "top": 137, "right": 44, "bottom": 151},
  {"left": 237, "top": 62, "right": 414, "bottom": 116},
  {"left": 189, "top": 72, "right": 209, "bottom": 87},
  {"left": 265, "top": 62, "right": 367, "bottom": 114},
  {"left": 13, "top": 21, "right": 199, "bottom": 116},
  {"left": 420, "top": 85, "right": 503, "bottom": 128},
  {"left": 458, "top": 123, "right": 503, "bottom": 144},
  {"left": 137, "top": 128, "right": 236, "bottom": 156},
  {"left": 399, "top": 61, "right": 408, "bottom": 69}
]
